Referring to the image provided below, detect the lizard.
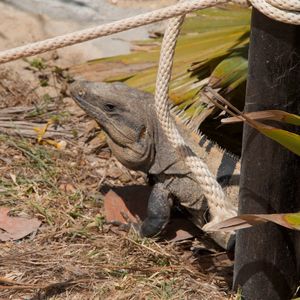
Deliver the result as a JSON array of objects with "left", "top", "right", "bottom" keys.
[{"left": 70, "top": 80, "right": 240, "bottom": 250}]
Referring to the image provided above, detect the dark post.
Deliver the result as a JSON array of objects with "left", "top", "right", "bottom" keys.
[{"left": 233, "top": 8, "right": 300, "bottom": 300}]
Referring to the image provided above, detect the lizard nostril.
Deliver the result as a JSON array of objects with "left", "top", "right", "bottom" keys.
[{"left": 78, "top": 89, "right": 85, "bottom": 97}]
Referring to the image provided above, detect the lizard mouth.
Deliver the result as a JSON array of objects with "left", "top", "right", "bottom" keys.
[{"left": 71, "top": 92, "right": 101, "bottom": 121}]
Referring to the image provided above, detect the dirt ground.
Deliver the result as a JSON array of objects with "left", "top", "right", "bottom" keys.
[{"left": 0, "top": 2, "right": 236, "bottom": 299}]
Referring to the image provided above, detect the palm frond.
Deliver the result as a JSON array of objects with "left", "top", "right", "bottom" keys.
[{"left": 71, "top": 5, "right": 251, "bottom": 154}]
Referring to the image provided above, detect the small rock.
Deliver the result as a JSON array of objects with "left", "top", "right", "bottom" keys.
[
  {"left": 107, "top": 165, "right": 123, "bottom": 179},
  {"left": 56, "top": 140, "right": 67, "bottom": 150}
]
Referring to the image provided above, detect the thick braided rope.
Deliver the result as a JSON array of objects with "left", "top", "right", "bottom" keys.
[
  {"left": 252, "top": 0, "right": 300, "bottom": 24},
  {"left": 268, "top": 0, "right": 300, "bottom": 11},
  {"left": 154, "top": 15, "right": 237, "bottom": 225}
]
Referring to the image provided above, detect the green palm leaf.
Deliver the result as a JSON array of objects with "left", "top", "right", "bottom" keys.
[{"left": 71, "top": 5, "right": 251, "bottom": 154}]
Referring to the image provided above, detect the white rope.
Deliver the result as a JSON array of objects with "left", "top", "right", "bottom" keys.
[
  {"left": 251, "top": 0, "right": 300, "bottom": 24},
  {"left": 154, "top": 13, "right": 237, "bottom": 227},
  {"left": 267, "top": 0, "right": 300, "bottom": 11}
]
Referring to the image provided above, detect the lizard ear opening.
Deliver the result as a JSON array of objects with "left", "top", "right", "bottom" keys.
[{"left": 103, "top": 103, "right": 115, "bottom": 112}]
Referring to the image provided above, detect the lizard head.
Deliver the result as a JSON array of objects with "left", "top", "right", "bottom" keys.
[{"left": 70, "top": 80, "right": 155, "bottom": 171}]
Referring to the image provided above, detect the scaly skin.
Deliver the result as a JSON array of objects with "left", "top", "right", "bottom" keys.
[{"left": 70, "top": 80, "right": 240, "bottom": 249}]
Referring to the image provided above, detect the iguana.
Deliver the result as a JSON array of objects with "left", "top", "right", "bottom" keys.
[{"left": 70, "top": 80, "right": 240, "bottom": 249}]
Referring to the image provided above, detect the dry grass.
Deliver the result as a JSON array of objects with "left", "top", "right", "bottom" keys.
[{"left": 0, "top": 61, "right": 235, "bottom": 299}]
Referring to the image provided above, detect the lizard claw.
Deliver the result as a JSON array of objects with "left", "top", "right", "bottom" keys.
[
  {"left": 108, "top": 211, "right": 142, "bottom": 233},
  {"left": 120, "top": 211, "right": 142, "bottom": 233},
  {"left": 107, "top": 220, "right": 131, "bottom": 232}
]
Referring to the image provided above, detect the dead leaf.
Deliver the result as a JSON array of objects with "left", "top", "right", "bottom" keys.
[
  {"left": 222, "top": 110, "right": 300, "bottom": 126},
  {"left": 104, "top": 189, "right": 146, "bottom": 224},
  {"left": 0, "top": 207, "right": 41, "bottom": 241},
  {"left": 203, "top": 212, "right": 300, "bottom": 232},
  {"left": 104, "top": 187, "right": 201, "bottom": 242},
  {"left": 205, "top": 88, "right": 300, "bottom": 156},
  {"left": 34, "top": 119, "right": 53, "bottom": 143}
]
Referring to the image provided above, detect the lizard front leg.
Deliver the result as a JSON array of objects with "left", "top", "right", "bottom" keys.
[{"left": 140, "top": 182, "right": 172, "bottom": 237}]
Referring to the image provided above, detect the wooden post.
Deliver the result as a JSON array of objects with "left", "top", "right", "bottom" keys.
[{"left": 233, "top": 8, "right": 300, "bottom": 300}]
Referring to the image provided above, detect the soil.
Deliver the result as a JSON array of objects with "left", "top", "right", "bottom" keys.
[{"left": 0, "top": 2, "right": 235, "bottom": 299}]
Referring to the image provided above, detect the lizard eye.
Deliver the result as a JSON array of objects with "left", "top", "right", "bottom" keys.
[{"left": 104, "top": 103, "right": 115, "bottom": 112}]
